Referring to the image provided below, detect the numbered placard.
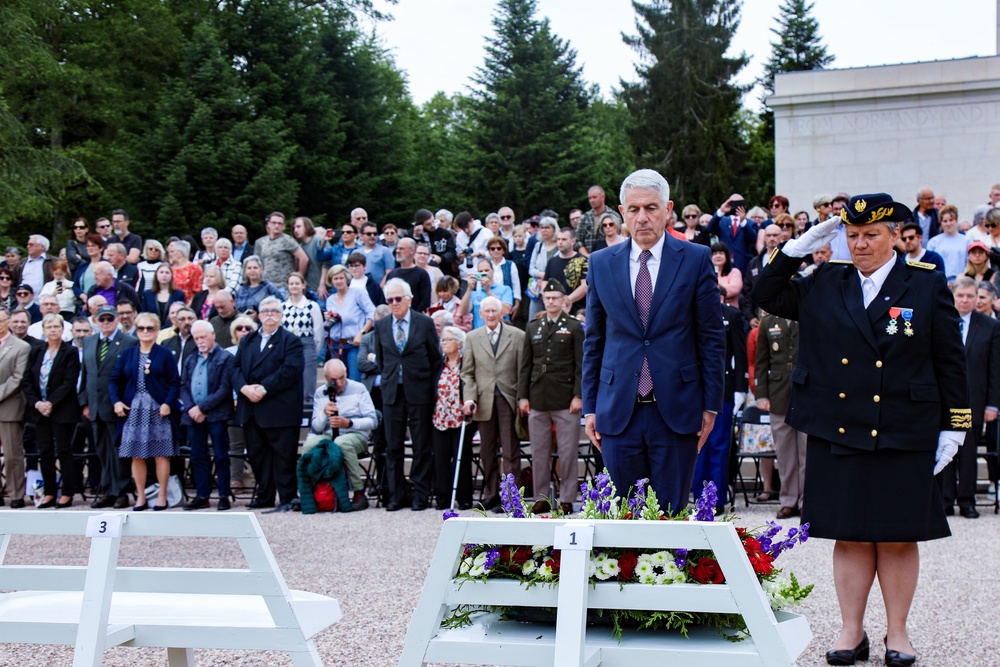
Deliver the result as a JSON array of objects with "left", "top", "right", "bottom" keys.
[
  {"left": 553, "top": 522, "right": 594, "bottom": 551},
  {"left": 85, "top": 514, "right": 124, "bottom": 539}
]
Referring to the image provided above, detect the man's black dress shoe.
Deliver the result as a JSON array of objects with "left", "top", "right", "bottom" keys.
[
  {"left": 960, "top": 505, "right": 980, "bottom": 519},
  {"left": 113, "top": 494, "right": 131, "bottom": 510},
  {"left": 10, "top": 499, "right": 25, "bottom": 509},
  {"left": 776, "top": 506, "right": 799, "bottom": 519},
  {"left": 457, "top": 501, "right": 472, "bottom": 510},
  {"left": 184, "top": 496, "right": 210, "bottom": 511},
  {"left": 217, "top": 497, "right": 231, "bottom": 511},
  {"left": 91, "top": 493, "right": 115, "bottom": 509},
  {"left": 481, "top": 496, "right": 501, "bottom": 511},
  {"left": 385, "top": 502, "right": 402, "bottom": 512},
  {"left": 825, "top": 632, "right": 869, "bottom": 665},
  {"left": 943, "top": 505, "right": 955, "bottom": 516},
  {"left": 411, "top": 499, "right": 428, "bottom": 511},
  {"left": 247, "top": 499, "right": 274, "bottom": 509},
  {"left": 884, "top": 636, "right": 916, "bottom": 667}
]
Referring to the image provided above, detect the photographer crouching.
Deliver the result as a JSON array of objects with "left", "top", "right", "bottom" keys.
[{"left": 306, "top": 359, "right": 378, "bottom": 511}]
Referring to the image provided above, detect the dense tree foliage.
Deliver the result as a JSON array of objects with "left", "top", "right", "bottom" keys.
[
  {"left": 2, "top": 0, "right": 806, "bottom": 244},
  {"left": 619, "top": 0, "right": 751, "bottom": 210}
]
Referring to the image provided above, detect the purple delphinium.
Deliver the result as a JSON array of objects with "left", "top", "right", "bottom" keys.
[
  {"left": 674, "top": 548, "right": 688, "bottom": 569},
  {"left": 628, "top": 478, "right": 649, "bottom": 513},
  {"left": 594, "top": 471, "right": 614, "bottom": 514},
  {"left": 759, "top": 521, "right": 810, "bottom": 559},
  {"left": 499, "top": 473, "right": 526, "bottom": 518},
  {"left": 484, "top": 548, "right": 500, "bottom": 571},
  {"left": 694, "top": 481, "right": 718, "bottom": 521},
  {"left": 442, "top": 509, "right": 459, "bottom": 521}
]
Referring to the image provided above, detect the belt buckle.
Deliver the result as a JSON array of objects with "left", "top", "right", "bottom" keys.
[{"left": 636, "top": 391, "right": 656, "bottom": 404}]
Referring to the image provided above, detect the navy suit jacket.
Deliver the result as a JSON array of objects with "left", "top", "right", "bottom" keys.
[
  {"left": 582, "top": 235, "right": 726, "bottom": 436},
  {"left": 707, "top": 213, "right": 759, "bottom": 274},
  {"left": 140, "top": 289, "right": 186, "bottom": 322},
  {"left": 231, "top": 326, "right": 304, "bottom": 428},
  {"left": 180, "top": 344, "right": 235, "bottom": 424},
  {"left": 372, "top": 310, "right": 442, "bottom": 406},
  {"left": 108, "top": 343, "right": 182, "bottom": 438}
]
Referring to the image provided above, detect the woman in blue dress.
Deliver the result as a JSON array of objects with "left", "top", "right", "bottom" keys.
[{"left": 111, "top": 312, "right": 181, "bottom": 511}]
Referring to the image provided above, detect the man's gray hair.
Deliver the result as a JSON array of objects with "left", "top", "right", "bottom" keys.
[
  {"left": 432, "top": 310, "right": 454, "bottom": 327},
  {"left": 373, "top": 304, "right": 391, "bottom": 320},
  {"left": 173, "top": 239, "right": 191, "bottom": 257},
  {"left": 201, "top": 227, "right": 218, "bottom": 239},
  {"left": 258, "top": 296, "right": 283, "bottom": 312},
  {"left": 93, "top": 260, "right": 115, "bottom": 276},
  {"left": 106, "top": 242, "right": 126, "bottom": 256},
  {"left": 29, "top": 234, "right": 50, "bottom": 252},
  {"left": 384, "top": 278, "right": 413, "bottom": 298},
  {"left": 435, "top": 209, "right": 453, "bottom": 223},
  {"left": 619, "top": 169, "right": 670, "bottom": 206},
  {"left": 191, "top": 320, "right": 214, "bottom": 336},
  {"left": 479, "top": 296, "right": 502, "bottom": 312},
  {"left": 953, "top": 276, "right": 978, "bottom": 292},
  {"left": 324, "top": 358, "right": 347, "bottom": 376}
]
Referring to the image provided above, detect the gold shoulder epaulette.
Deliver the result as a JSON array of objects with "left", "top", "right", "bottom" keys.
[
  {"left": 828, "top": 259, "right": 853, "bottom": 265},
  {"left": 949, "top": 408, "right": 973, "bottom": 430},
  {"left": 906, "top": 260, "right": 936, "bottom": 271}
]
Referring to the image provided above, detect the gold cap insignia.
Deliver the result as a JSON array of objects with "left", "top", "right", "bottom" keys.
[{"left": 854, "top": 199, "right": 867, "bottom": 213}]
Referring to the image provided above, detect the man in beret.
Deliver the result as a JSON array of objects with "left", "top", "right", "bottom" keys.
[
  {"left": 518, "top": 279, "right": 584, "bottom": 514},
  {"left": 753, "top": 192, "right": 969, "bottom": 666}
]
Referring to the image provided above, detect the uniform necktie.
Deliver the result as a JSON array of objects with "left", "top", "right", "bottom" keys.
[
  {"left": 862, "top": 277, "right": 876, "bottom": 308},
  {"left": 395, "top": 319, "right": 406, "bottom": 352},
  {"left": 635, "top": 249, "right": 653, "bottom": 397},
  {"left": 99, "top": 338, "right": 109, "bottom": 364}
]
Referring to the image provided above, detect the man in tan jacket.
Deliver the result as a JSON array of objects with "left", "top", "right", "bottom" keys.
[
  {"left": 462, "top": 296, "right": 525, "bottom": 511},
  {"left": 0, "top": 309, "right": 31, "bottom": 507}
]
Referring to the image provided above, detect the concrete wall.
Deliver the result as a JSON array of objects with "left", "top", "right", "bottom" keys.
[{"left": 767, "top": 56, "right": 1000, "bottom": 220}]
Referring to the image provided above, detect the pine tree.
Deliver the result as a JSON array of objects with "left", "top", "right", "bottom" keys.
[
  {"left": 761, "top": 0, "right": 833, "bottom": 96},
  {"left": 466, "top": 0, "right": 592, "bottom": 217},
  {"left": 619, "top": 0, "right": 750, "bottom": 209}
]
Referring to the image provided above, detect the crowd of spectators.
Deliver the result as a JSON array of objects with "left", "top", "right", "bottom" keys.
[{"left": 1, "top": 183, "right": 999, "bottom": 515}]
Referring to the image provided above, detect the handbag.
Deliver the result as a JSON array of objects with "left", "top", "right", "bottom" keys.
[
  {"left": 313, "top": 481, "right": 337, "bottom": 512},
  {"left": 144, "top": 474, "right": 185, "bottom": 507}
]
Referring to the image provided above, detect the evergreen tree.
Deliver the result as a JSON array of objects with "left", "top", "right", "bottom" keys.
[
  {"left": 467, "top": 0, "right": 592, "bottom": 218},
  {"left": 761, "top": 0, "right": 833, "bottom": 96},
  {"left": 755, "top": 0, "right": 833, "bottom": 200},
  {"left": 619, "top": 0, "right": 750, "bottom": 209}
]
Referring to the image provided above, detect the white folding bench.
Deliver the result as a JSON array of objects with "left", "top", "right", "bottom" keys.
[
  {"left": 0, "top": 510, "right": 341, "bottom": 667},
  {"left": 400, "top": 517, "right": 811, "bottom": 666}
]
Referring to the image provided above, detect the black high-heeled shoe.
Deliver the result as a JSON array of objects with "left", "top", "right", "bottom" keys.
[
  {"left": 884, "top": 635, "right": 916, "bottom": 667},
  {"left": 825, "top": 632, "right": 869, "bottom": 665},
  {"left": 55, "top": 498, "right": 73, "bottom": 509},
  {"left": 37, "top": 498, "right": 57, "bottom": 509}
]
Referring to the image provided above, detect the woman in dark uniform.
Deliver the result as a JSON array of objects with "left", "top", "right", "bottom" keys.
[{"left": 752, "top": 194, "right": 970, "bottom": 667}]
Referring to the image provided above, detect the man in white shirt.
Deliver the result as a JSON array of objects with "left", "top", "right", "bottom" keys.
[{"left": 26, "top": 295, "right": 72, "bottom": 341}]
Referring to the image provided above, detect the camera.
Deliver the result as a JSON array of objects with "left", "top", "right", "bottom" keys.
[
  {"left": 323, "top": 314, "right": 341, "bottom": 332},
  {"left": 473, "top": 272, "right": 489, "bottom": 281},
  {"left": 463, "top": 247, "right": 474, "bottom": 269},
  {"left": 321, "top": 388, "right": 340, "bottom": 438},
  {"left": 729, "top": 199, "right": 746, "bottom": 213}
]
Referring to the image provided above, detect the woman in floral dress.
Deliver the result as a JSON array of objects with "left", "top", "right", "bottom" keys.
[
  {"left": 111, "top": 312, "right": 181, "bottom": 511},
  {"left": 432, "top": 326, "right": 472, "bottom": 510}
]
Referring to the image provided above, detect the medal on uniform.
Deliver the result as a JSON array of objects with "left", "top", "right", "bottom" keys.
[
  {"left": 772, "top": 342, "right": 779, "bottom": 351},
  {"left": 886, "top": 308, "right": 900, "bottom": 335},
  {"left": 901, "top": 308, "right": 914, "bottom": 336}
]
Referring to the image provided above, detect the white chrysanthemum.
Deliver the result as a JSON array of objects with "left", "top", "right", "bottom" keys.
[
  {"left": 635, "top": 561, "right": 656, "bottom": 584},
  {"left": 637, "top": 553, "right": 656, "bottom": 565},
  {"left": 459, "top": 557, "right": 473, "bottom": 575},
  {"left": 522, "top": 560, "right": 537, "bottom": 576},
  {"left": 588, "top": 559, "right": 598, "bottom": 577},
  {"left": 600, "top": 558, "right": 620, "bottom": 579},
  {"left": 538, "top": 562, "right": 555, "bottom": 579},
  {"left": 532, "top": 545, "right": 548, "bottom": 554},
  {"left": 650, "top": 551, "right": 670, "bottom": 567}
]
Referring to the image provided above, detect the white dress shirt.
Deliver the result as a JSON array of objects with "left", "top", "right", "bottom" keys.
[{"left": 628, "top": 234, "right": 666, "bottom": 298}]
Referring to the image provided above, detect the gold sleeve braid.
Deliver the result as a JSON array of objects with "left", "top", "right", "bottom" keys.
[{"left": 949, "top": 408, "right": 972, "bottom": 430}]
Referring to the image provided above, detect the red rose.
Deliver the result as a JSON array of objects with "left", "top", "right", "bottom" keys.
[
  {"left": 548, "top": 550, "right": 561, "bottom": 575},
  {"left": 618, "top": 552, "right": 639, "bottom": 581},
  {"left": 691, "top": 557, "right": 725, "bottom": 584},
  {"left": 499, "top": 547, "right": 511, "bottom": 563},
  {"left": 512, "top": 547, "right": 531, "bottom": 566}
]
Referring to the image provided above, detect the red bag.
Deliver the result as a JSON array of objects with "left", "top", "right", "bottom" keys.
[{"left": 313, "top": 482, "right": 338, "bottom": 512}]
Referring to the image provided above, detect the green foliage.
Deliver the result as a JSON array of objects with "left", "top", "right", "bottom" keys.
[{"left": 619, "top": 0, "right": 751, "bottom": 209}]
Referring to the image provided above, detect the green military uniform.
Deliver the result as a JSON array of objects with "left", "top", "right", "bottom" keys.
[{"left": 517, "top": 280, "right": 584, "bottom": 506}]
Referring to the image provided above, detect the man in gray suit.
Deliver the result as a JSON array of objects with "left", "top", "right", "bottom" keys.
[
  {"left": 80, "top": 305, "right": 137, "bottom": 508},
  {"left": 0, "top": 309, "right": 31, "bottom": 507}
]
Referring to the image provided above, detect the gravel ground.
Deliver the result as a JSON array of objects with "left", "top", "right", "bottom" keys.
[{"left": 2, "top": 498, "right": 998, "bottom": 666}]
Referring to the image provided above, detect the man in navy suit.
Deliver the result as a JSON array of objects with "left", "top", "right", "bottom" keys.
[
  {"left": 583, "top": 169, "right": 725, "bottom": 515},
  {"left": 373, "top": 278, "right": 443, "bottom": 511},
  {"left": 232, "top": 296, "right": 304, "bottom": 512},
  {"left": 706, "top": 193, "right": 759, "bottom": 274}
]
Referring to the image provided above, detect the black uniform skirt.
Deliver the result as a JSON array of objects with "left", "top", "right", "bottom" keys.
[{"left": 801, "top": 436, "right": 951, "bottom": 542}]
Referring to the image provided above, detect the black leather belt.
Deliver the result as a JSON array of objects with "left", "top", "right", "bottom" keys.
[{"left": 636, "top": 391, "right": 656, "bottom": 404}]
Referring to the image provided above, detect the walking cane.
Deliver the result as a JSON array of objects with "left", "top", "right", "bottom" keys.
[{"left": 450, "top": 417, "right": 469, "bottom": 510}]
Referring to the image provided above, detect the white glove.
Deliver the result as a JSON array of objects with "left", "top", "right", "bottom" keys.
[
  {"left": 781, "top": 218, "right": 841, "bottom": 258},
  {"left": 933, "top": 431, "right": 965, "bottom": 475},
  {"left": 733, "top": 393, "right": 747, "bottom": 415}
]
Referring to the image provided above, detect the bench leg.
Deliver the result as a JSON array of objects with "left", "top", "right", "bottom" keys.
[
  {"left": 287, "top": 640, "right": 325, "bottom": 667},
  {"left": 167, "top": 647, "right": 194, "bottom": 667}
]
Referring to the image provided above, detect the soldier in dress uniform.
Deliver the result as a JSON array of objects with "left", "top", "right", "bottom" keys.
[
  {"left": 752, "top": 192, "right": 970, "bottom": 667},
  {"left": 517, "top": 279, "right": 584, "bottom": 514}
]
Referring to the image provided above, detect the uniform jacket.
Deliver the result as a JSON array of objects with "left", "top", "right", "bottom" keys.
[
  {"left": 22, "top": 340, "right": 81, "bottom": 425},
  {"left": 582, "top": 236, "right": 725, "bottom": 436},
  {"left": 963, "top": 310, "right": 1000, "bottom": 424},
  {"left": 372, "top": 310, "right": 442, "bottom": 405},
  {"left": 180, "top": 344, "right": 235, "bottom": 425},
  {"left": 461, "top": 323, "right": 525, "bottom": 421},
  {"left": 752, "top": 252, "right": 970, "bottom": 452},
  {"left": 754, "top": 313, "right": 799, "bottom": 415},
  {"left": 518, "top": 313, "right": 583, "bottom": 412},
  {"left": 80, "top": 331, "right": 138, "bottom": 422},
  {"left": 0, "top": 335, "right": 30, "bottom": 422},
  {"left": 231, "top": 326, "right": 305, "bottom": 428},
  {"left": 721, "top": 304, "right": 749, "bottom": 400}
]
